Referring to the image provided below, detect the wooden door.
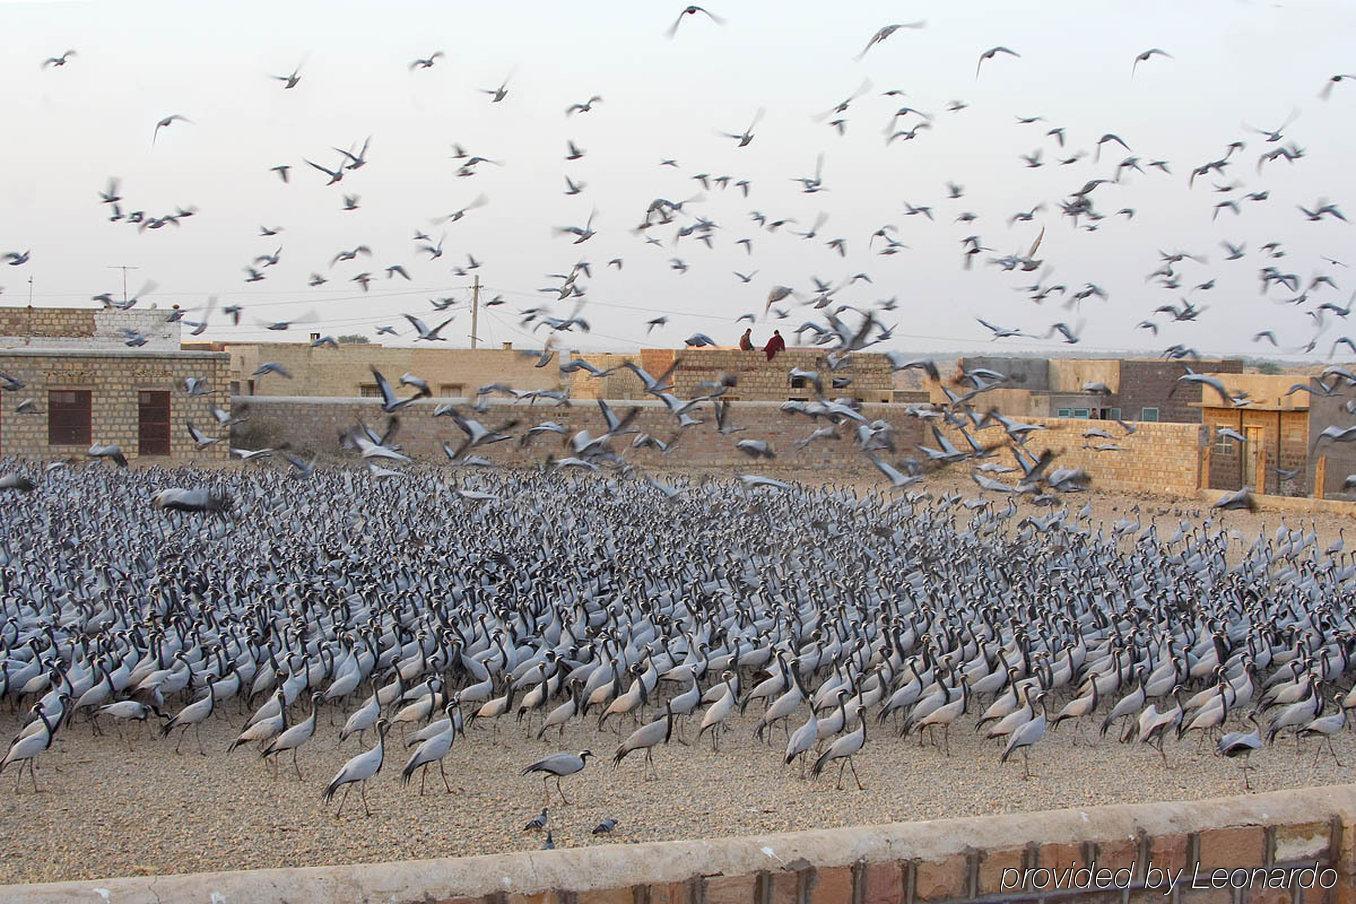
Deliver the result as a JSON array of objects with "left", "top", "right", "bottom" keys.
[
  {"left": 1242, "top": 426, "right": 1262, "bottom": 488},
  {"left": 138, "top": 390, "right": 171, "bottom": 456}
]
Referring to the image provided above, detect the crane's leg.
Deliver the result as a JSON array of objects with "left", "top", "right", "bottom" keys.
[
  {"left": 836, "top": 759, "right": 846, "bottom": 791},
  {"left": 293, "top": 747, "right": 303, "bottom": 781},
  {"left": 848, "top": 757, "right": 864, "bottom": 791},
  {"left": 336, "top": 785, "right": 350, "bottom": 819},
  {"left": 439, "top": 759, "right": 453, "bottom": 794},
  {"left": 360, "top": 781, "right": 371, "bottom": 817},
  {"left": 196, "top": 723, "right": 207, "bottom": 756},
  {"left": 556, "top": 775, "right": 571, "bottom": 805}
]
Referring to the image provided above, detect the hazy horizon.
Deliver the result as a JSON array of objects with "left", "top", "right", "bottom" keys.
[{"left": 2, "top": 0, "right": 1354, "bottom": 360}]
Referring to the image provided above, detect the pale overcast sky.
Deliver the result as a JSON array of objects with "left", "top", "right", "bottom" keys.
[{"left": 1, "top": 0, "right": 1354, "bottom": 357}]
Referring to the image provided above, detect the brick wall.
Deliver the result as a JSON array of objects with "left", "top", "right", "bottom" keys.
[
  {"left": 0, "top": 306, "right": 181, "bottom": 351},
  {"left": 573, "top": 349, "right": 894, "bottom": 403},
  {"left": 0, "top": 350, "right": 229, "bottom": 462},
  {"left": 1117, "top": 359, "right": 1243, "bottom": 424},
  {"left": 232, "top": 397, "right": 928, "bottom": 473},
  {"left": 938, "top": 415, "right": 1205, "bottom": 497},
  {"left": 1203, "top": 408, "right": 1310, "bottom": 496},
  {"left": 219, "top": 342, "right": 563, "bottom": 398},
  {"left": 10, "top": 785, "right": 1353, "bottom": 904},
  {"left": 1307, "top": 385, "right": 1356, "bottom": 500},
  {"left": 235, "top": 398, "right": 1205, "bottom": 497}
]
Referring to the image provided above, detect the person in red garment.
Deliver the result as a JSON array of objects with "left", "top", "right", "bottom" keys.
[
  {"left": 739, "top": 328, "right": 754, "bottom": 350},
  {"left": 763, "top": 329, "right": 785, "bottom": 361}
]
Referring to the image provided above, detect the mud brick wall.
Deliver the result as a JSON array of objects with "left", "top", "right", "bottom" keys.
[
  {"left": 8, "top": 785, "right": 1353, "bottom": 904},
  {"left": 0, "top": 349, "right": 230, "bottom": 462}
]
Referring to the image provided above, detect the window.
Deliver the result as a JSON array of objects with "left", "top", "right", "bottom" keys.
[
  {"left": 229, "top": 381, "right": 241, "bottom": 396},
  {"left": 1104, "top": 407, "right": 1121, "bottom": 421},
  {"left": 138, "top": 391, "right": 171, "bottom": 456},
  {"left": 359, "top": 384, "right": 383, "bottom": 398},
  {"left": 439, "top": 383, "right": 465, "bottom": 397},
  {"left": 790, "top": 375, "right": 808, "bottom": 389},
  {"left": 1214, "top": 429, "right": 1238, "bottom": 453},
  {"left": 1140, "top": 407, "right": 1159, "bottom": 422},
  {"left": 1056, "top": 408, "right": 1072, "bottom": 417},
  {"left": 48, "top": 390, "right": 92, "bottom": 445}
]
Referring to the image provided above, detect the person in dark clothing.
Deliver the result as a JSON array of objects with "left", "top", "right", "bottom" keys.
[
  {"left": 739, "top": 328, "right": 754, "bottom": 350},
  {"left": 763, "top": 329, "right": 785, "bottom": 361}
]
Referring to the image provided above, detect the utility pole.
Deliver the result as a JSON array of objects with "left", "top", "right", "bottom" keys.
[
  {"left": 27, "top": 276, "right": 33, "bottom": 307},
  {"left": 106, "top": 264, "right": 139, "bottom": 307},
  {"left": 469, "top": 273, "right": 480, "bottom": 349}
]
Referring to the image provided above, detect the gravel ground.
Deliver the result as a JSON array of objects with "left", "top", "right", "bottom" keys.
[
  {"left": 0, "top": 697, "right": 1351, "bottom": 885},
  {"left": 0, "top": 475, "right": 1351, "bottom": 886}
]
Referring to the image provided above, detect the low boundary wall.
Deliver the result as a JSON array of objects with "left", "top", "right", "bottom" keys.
[
  {"left": 233, "top": 397, "right": 1210, "bottom": 496},
  {"left": 9, "top": 785, "right": 1353, "bottom": 903}
]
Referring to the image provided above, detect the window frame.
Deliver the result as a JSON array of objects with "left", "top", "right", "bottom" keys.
[
  {"left": 48, "top": 389, "right": 93, "bottom": 446},
  {"left": 1140, "top": 407, "right": 1159, "bottom": 422}
]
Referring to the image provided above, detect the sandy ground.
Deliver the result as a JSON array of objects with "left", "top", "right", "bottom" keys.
[
  {"left": 0, "top": 699, "right": 1350, "bottom": 885},
  {"left": 0, "top": 473, "right": 1352, "bottom": 886}
]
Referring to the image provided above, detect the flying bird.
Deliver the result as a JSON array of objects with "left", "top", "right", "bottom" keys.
[
  {"left": 666, "top": 6, "right": 725, "bottom": 39},
  {"left": 976, "top": 46, "right": 1019, "bottom": 79},
  {"left": 1131, "top": 48, "right": 1172, "bottom": 75}
]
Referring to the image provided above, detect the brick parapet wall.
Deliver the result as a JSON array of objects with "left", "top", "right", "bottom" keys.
[
  {"left": 0, "top": 306, "right": 181, "bottom": 351},
  {"left": 8, "top": 785, "right": 1353, "bottom": 903}
]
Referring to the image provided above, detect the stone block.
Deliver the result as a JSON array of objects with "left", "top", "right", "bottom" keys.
[
  {"left": 1199, "top": 827, "right": 1266, "bottom": 870},
  {"left": 914, "top": 855, "right": 968, "bottom": 902},
  {"left": 976, "top": 848, "right": 1026, "bottom": 896},
  {"left": 705, "top": 874, "right": 757, "bottom": 904},
  {"left": 806, "top": 865, "right": 853, "bottom": 904},
  {"left": 859, "top": 861, "right": 902, "bottom": 904}
]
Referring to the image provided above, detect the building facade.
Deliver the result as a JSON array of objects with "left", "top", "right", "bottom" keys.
[
  {"left": 943, "top": 356, "right": 1246, "bottom": 423},
  {"left": 0, "top": 348, "right": 230, "bottom": 462},
  {"left": 1200, "top": 373, "right": 1356, "bottom": 498}
]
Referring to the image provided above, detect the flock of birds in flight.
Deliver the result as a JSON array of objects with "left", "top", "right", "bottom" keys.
[{"left": 0, "top": 5, "right": 1355, "bottom": 849}]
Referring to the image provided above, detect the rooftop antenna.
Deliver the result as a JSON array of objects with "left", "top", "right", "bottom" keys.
[{"left": 106, "top": 264, "right": 140, "bottom": 307}]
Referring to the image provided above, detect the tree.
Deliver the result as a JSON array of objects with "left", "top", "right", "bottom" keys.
[
  {"left": 1257, "top": 361, "right": 1281, "bottom": 375},
  {"left": 336, "top": 334, "right": 371, "bottom": 345}
]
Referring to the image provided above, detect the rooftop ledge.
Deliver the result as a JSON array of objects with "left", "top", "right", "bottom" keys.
[
  {"left": 0, "top": 348, "right": 228, "bottom": 361},
  {"left": 4, "top": 784, "right": 1352, "bottom": 904}
]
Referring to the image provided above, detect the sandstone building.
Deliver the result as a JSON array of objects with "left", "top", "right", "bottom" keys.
[{"left": 0, "top": 307, "right": 229, "bottom": 463}]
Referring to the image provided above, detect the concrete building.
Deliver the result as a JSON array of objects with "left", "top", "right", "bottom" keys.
[
  {"left": 571, "top": 347, "right": 894, "bottom": 403},
  {"left": 1198, "top": 373, "right": 1356, "bottom": 498},
  {"left": 209, "top": 340, "right": 562, "bottom": 398},
  {"left": 941, "top": 356, "right": 1246, "bottom": 422},
  {"left": 0, "top": 306, "right": 228, "bottom": 463}
]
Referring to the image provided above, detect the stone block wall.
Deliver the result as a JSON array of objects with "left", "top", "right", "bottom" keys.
[
  {"left": 232, "top": 397, "right": 928, "bottom": 473},
  {"left": 572, "top": 349, "right": 894, "bottom": 403},
  {"left": 937, "top": 415, "right": 1205, "bottom": 497},
  {"left": 236, "top": 398, "right": 1207, "bottom": 497},
  {"left": 8, "top": 785, "right": 1352, "bottom": 904},
  {"left": 0, "top": 306, "right": 181, "bottom": 351},
  {"left": 0, "top": 350, "right": 230, "bottom": 462},
  {"left": 217, "top": 342, "right": 562, "bottom": 398}
]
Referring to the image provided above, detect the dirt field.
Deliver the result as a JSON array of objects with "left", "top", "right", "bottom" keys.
[{"left": 0, "top": 699, "right": 1350, "bottom": 885}]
